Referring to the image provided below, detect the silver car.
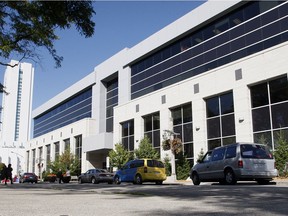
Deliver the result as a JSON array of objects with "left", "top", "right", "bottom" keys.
[
  {"left": 190, "top": 143, "right": 278, "bottom": 185},
  {"left": 78, "top": 168, "right": 114, "bottom": 184}
]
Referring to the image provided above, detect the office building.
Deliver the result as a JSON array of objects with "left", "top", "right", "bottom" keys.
[
  {"left": 26, "top": 1, "right": 288, "bottom": 174},
  {"left": 0, "top": 60, "right": 34, "bottom": 176}
]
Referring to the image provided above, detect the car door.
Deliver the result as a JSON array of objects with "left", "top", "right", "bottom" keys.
[
  {"left": 196, "top": 151, "right": 213, "bottom": 180},
  {"left": 208, "top": 148, "right": 226, "bottom": 179},
  {"left": 120, "top": 162, "right": 134, "bottom": 182},
  {"left": 82, "top": 170, "right": 91, "bottom": 183}
]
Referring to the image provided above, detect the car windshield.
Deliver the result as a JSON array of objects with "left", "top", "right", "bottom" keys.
[{"left": 241, "top": 144, "right": 273, "bottom": 159}]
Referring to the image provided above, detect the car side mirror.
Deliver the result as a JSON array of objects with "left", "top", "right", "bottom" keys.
[{"left": 197, "top": 159, "right": 202, "bottom": 163}]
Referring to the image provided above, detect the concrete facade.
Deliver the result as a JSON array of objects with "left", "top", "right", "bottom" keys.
[
  {"left": 0, "top": 60, "right": 34, "bottom": 176},
  {"left": 25, "top": 0, "right": 288, "bottom": 175}
]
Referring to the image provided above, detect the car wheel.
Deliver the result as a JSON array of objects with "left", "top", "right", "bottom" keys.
[
  {"left": 224, "top": 169, "right": 237, "bottom": 185},
  {"left": 155, "top": 181, "right": 163, "bottom": 185},
  {"left": 114, "top": 175, "right": 121, "bottom": 185},
  {"left": 108, "top": 181, "right": 113, "bottom": 184},
  {"left": 91, "top": 177, "right": 97, "bottom": 184},
  {"left": 135, "top": 174, "right": 142, "bottom": 185},
  {"left": 192, "top": 172, "right": 200, "bottom": 185},
  {"left": 78, "top": 178, "right": 82, "bottom": 184}
]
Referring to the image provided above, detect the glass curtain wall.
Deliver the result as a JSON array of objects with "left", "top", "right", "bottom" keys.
[
  {"left": 121, "top": 120, "right": 134, "bottom": 152},
  {"left": 251, "top": 76, "right": 288, "bottom": 150},
  {"left": 206, "top": 92, "right": 236, "bottom": 150},
  {"left": 143, "top": 112, "right": 160, "bottom": 154},
  {"left": 171, "top": 103, "right": 194, "bottom": 163}
]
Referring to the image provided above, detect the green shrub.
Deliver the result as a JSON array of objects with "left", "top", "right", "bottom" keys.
[
  {"left": 176, "top": 154, "right": 190, "bottom": 180},
  {"left": 274, "top": 130, "right": 288, "bottom": 177}
]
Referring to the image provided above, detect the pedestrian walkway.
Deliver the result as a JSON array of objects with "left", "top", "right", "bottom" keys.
[{"left": 164, "top": 177, "right": 288, "bottom": 185}]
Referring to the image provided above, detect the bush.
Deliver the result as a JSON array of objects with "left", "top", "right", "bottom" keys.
[
  {"left": 176, "top": 154, "right": 190, "bottom": 180},
  {"left": 274, "top": 130, "right": 288, "bottom": 177},
  {"left": 163, "top": 155, "right": 171, "bottom": 176}
]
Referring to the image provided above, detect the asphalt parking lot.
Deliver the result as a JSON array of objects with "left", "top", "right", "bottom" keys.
[{"left": 1, "top": 179, "right": 288, "bottom": 216}]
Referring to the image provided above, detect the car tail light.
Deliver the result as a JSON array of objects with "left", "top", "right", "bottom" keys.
[
  {"left": 144, "top": 167, "right": 147, "bottom": 173},
  {"left": 238, "top": 160, "right": 243, "bottom": 168}
]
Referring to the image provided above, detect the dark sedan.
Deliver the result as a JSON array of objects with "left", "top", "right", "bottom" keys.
[
  {"left": 20, "top": 173, "right": 38, "bottom": 183},
  {"left": 78, "top": 168, "right": 114, "bottom": 184}
]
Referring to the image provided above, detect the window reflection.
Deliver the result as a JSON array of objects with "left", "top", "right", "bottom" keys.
[{"left": 251, "top": 76, "right": 288, "bottom": 150}]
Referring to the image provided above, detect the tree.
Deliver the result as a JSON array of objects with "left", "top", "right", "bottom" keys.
[
  {"left": 134, "top": 136, "right": 160, "bottom": 159},
  {"left": 176, "top": 154, "right": 190, "bottom": 180},
  {"left": 0, "top": 1, "right": 95, "bottom": 68},
  {"left": 274, "top": 130, "right": 288, "bottom": 177},
  {"left": 48, "top": 149, "right": 80, "bottom": 176},
  {"left": 108, "top": 143, "right": 133, "bottom": 170}
]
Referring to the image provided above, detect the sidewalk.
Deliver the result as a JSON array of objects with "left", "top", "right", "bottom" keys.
[{"left": 164, "top": 176, "right": 288, "bottom": 185}]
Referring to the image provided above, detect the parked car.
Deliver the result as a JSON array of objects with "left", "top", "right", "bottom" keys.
[
  {"left": 20, "top": 173, "right": 38, "bottom": 183},
  {"left": 114, "top": 159, "right": 167, "bottom": 185},
  {"left": 78, "top": 168, "right": 114, "bottom": 184},
  {"left": 190, "top": 142, "right": 278, "bottom": 185}
]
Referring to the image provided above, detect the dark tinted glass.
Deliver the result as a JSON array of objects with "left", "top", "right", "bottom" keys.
[
  {"left": 220, "top": 92, "right": 234, "bottom": 114},
  {"left": 153, "top": 130, "right": 160, "bottom": 147},
  {"left": 207, "top": 117, "right": 221, "bottom": 139},
  {"left": 223, "top": 136, "right": 236, "bottom": 146},
  {"left": 252, "top": 107, "right": 271, "bottom": 131},
  {"left": 144, "top": 115, "right": 152, "bottom": 132},
  {"left": 183, "top": 123, "right": 193, "bottom": 142},
  {"left": 184, "top": 143, "right": 194, "bottom": 158},
  {"left": 207, "top": 97, "right": 219, "bottom": 117},
  {"left": 269, "top": 77, "right": 288, "bottom": 103},
  {"left": 225, "top": 146, "right": 237, "bottom": 158},
  {"left": 253, "top": 132, "right": 272, "bottom": 148},
  {"left": 240, "top": 144, "right": 273, "bottom": 159},
  {"left": 122, "top": 122, "right": 129, "bottom": 137},
  {"left": 221, "top": 114, "right": 235, "bottom": 136},
  {"left": 153, "top": 113, "right": 160, "bottom": 130},
  {"left": 251, "top": 83, "right": 269, "bottom": 108},
  {"left": 183, "top": 104, "right": 192, "bottom": 123},
  {"left": 271, "top": 102, "right": 288, "bottom": 128},
  {"left": 211, "top": 148, "right": 225, "bottom": 161},
  {"left": 172, "top": 107, "right": 182, "bottom": 125}
]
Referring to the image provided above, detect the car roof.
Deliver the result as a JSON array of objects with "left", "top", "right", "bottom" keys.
[{"left": 213, "top": 142, "right": 267, "bottom": 151}]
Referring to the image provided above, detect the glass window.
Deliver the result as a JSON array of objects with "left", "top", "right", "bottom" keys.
[
  {"left": 221, "top": 114, "right": 235, "bottom": 137},
  {"left": 121, "top": 120, "right": 134, "bottom": 152},
  {"left": 207, "top": 97, "right": 219, "bottom": 117},
  {"left": 172, "top": 107, "right": 182, "bottom": 125},
  {"left": 206, "top": 92, "right": 235, "bottom": 148},
  {"left": 251, "top": 83, "right": 269, "bottom": 108},
  {"left": 207, "top": 118, "right": 221, "bottom": 139},
  {"left": 143, "top": 112, "right": 160, "bottom": 150},
  {"left": 225, "top": 146, "right": 237, "bottom": 158},
  {"left": 211, "top": 148, "right": 225, "bottom": 161},
  {"left": 251, "top": 76, "right": 288, "bottom": 150},
  {"left": 171, "top": 103, "right": 193, "bottom": 162},
  {"left": 220, "top": 93, "right": 234, "bottom": 114},
  {"left": 269, "top": 77, "right": 288, "bottom": 103},
  {"left": 271, "top": 102, "right": 288, "bottom": 128},
  {"left": 252, "top": 107, "right": 271, "bottom": 131}
]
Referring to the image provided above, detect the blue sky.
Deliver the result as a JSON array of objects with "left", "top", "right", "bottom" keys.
[{"left": 1, "top": 1, "right": 205, "bottom": 109}]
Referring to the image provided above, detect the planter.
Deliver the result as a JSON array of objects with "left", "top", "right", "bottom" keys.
[
  {"left": 45, "top": 175, "right": 56, "bottom": 183},
  {"left": 62, "top": 176, "right": 71, "bottom": 183}
]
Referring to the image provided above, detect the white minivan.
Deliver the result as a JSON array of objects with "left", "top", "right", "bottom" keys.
[{"left": 190, "top": 143, "right": 278, "bottom": 185}]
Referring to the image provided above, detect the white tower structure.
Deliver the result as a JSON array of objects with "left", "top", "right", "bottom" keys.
[{"left": 0, "top": 60, "right": 34, "bottom": 176}]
